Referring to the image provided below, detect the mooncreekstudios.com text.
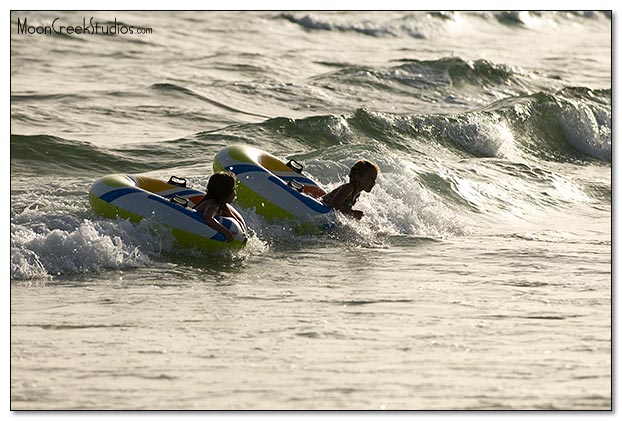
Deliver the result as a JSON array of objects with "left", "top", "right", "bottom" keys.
[{"left": 16, "top": 17, "right": 153, "bottom": 35}]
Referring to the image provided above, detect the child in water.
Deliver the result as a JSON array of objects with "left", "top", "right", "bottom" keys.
[
  {"left": 194, "top": 171, "right": 246, "bottom": 242},
  {"left": 321, "top": 160, "right": 379, "bottom": 220}
]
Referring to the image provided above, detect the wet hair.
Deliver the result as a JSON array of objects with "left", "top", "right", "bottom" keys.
[
  {"left": 205, "top": 171, "right": 236, "bottom": 203},
  {"left": 349, "top": 160, "right": 379, "bottom": 181}
]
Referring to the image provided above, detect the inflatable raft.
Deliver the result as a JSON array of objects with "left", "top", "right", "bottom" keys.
[
  {"left": 214, "top": 145, "right": 334, "bottom": 227},
  {"left": 88, "top": 174, "right": 247, "bottom": 250}
]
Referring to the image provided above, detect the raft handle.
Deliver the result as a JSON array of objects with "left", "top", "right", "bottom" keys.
[
  {"left": 168, "top": 176, "right": 187, "bottom": 188},
  {"left": 286, "top": 159, "right": 304, "bottom": 174},
  {"left": 169, "top": 195, "right": 189, "bottom": 208},
  {"left": 287, "top": 179, "right": 304, "bottom": 192}
]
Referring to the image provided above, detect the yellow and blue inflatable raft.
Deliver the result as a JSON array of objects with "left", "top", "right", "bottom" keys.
[
  {"left": 214, "top": 145, "right": 334, "bottom": 227},
  {"left": 88, "top": 174, "right": 247, "bottom": 250}
]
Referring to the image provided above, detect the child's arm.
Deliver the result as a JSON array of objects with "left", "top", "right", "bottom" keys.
[
  {"left": 222, "top": 204, "right": 247, "bottom": 236},
  {"left": 202, "top": 202, "right": 234, "bottom": 242}
]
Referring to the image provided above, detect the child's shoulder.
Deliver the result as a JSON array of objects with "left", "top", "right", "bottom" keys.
[
  {"left": 341, "top": 182, "right": 355, "bottom": 195},
  {"left": 194, "top": 196, "right": 215, "bottom": 210},
  {"left": 336, "top": 182, "right": 354, "bottom": 193},
  {"left": 325, "top": 182, "right": 353, "bottom": 197}
]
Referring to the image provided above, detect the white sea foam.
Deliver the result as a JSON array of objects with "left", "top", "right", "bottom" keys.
[{"left": 10, "top": 219, "right": 171, "bottom": 280}]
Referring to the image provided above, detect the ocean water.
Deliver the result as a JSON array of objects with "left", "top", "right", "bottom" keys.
[{"left": 10, "top": 11, "right": 612, "bottom": 410}]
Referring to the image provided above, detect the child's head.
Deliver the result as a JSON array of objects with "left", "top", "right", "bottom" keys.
[
  {"left": 349, "top": 160, "right": 379, "bottom": 192},
  {"left": 206, "top": 171, "right": 237, "bottom": 203}
]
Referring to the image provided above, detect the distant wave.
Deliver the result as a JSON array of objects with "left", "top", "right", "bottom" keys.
[
  {"left": 254, "top": 86, "right": 610, "bottom": 163},
  {"left": 312, "top": 56, "right": 528, "bottom": 93},
  {"left": 493, "top": 10, "right": 611, "bottom": 27},
  {"left": 150, "top": 83, "right": 270, "bottom": 118},
  {"left": 280, "top": 11, "right": 611, "bottom": 37},
  {"left": 10, "top": 134, "right": 165, "bottom": 174},
  {"left": 279, "top": 13, "right": 426, "bottom": 38},
  {"left": 11, "top": 93, "right": 90, "bottom": 103}
]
